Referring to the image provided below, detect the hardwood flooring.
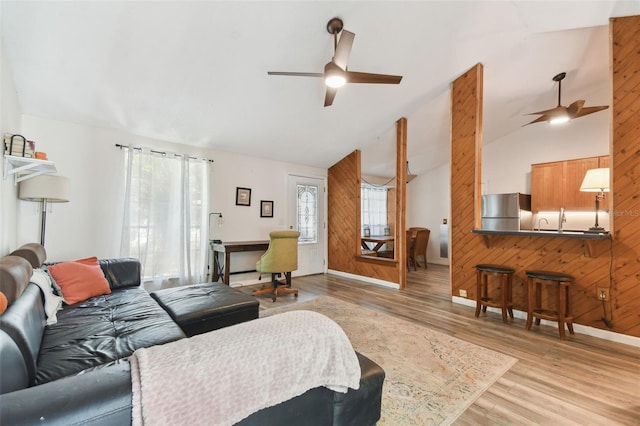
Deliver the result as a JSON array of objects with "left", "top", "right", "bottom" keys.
[{"left": 243, "top": 264, "right": 640, "bottom": 425}]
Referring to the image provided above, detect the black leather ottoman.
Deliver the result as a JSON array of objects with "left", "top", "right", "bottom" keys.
[{"left": 150, "top": 282, "right": 259, "bottom": 336}]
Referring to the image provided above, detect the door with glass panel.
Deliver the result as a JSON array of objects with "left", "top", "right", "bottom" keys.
[{"left": 288, "top": 175, "right": 326, "bottom": 276}]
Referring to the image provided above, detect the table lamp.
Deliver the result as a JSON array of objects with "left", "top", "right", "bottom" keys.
[
  {"left": 579, "top": 168, "right": 609, "bottom": 233},
  {"left": 19, "top": 175, "right": 70, "bottom": 246}
]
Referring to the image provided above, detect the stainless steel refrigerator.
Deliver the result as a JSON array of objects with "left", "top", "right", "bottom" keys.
[{"left": 481, "top": 193, "right": 532, "bottom": 231}]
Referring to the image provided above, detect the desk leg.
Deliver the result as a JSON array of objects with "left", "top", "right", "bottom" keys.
[{"left": 224, "top": 251, "right": 231, "bottom": 285}]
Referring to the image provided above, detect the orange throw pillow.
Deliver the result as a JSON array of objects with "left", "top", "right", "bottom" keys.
[
  {"left": 0, "top": 291, "right": 7, "bottom": 314},
  {"left": 48, "top": 257, "right": 111, "bottom": 304}
]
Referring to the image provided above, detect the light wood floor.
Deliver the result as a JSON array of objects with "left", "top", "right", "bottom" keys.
[{"left": 243, "top": 264, "right": 640, "bottom": 425}]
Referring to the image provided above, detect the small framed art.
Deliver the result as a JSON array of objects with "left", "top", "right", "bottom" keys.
[
  {"left": 235, "top": 187, "right": 251, "bottom": 206},
  {"left": 260, "top": 200, "right": 274, "bottom": 218}
]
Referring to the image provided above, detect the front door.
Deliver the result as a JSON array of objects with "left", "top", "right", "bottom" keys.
[{"left": 288, "top": 175, "right": 326, "bottom": 276}]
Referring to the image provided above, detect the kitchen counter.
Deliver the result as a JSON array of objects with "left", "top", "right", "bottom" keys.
[{"left": 471, "top": 228, "right": 611, "bottom": 257}]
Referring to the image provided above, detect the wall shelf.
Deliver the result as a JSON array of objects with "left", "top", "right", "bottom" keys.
[{"left": 3, "top": 155, "right": 57, "bottom": 184}]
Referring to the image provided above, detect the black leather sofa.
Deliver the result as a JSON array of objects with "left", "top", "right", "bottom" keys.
[{"left": 0, "top": 245, "right": 384, "bottom": 425}]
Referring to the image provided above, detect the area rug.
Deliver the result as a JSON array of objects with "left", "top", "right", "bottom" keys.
[{"left": 263, "top": 297, "right": 517, "bottom": 425}]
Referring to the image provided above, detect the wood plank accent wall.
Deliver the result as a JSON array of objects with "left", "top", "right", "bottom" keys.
[
  {"left": 450, "top": 16, "right": 640, "bottom": 337},
  {"left": 451, "top": 64, "right": 484, "bottom": 297},
  {"left": 610, "top": 15, "right": 640, "bottom": 337},
  {"left": 328, "top": 151, "right": 400, "bottom": 284},
  {"left": 327, "top": 118, "right": 408, "bottom": 287}
]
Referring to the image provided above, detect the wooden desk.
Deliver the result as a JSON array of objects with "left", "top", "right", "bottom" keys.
[
  {"left": 211, "top": 240, "right": 269, "bottom": 285},
  {"left": 361, "top": 236, "right": 395, "bottom": 253}
]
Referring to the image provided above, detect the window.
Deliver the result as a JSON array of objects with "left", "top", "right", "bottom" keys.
[
  {"left": 120, "top": 148, "right": 210, "bottom": 290},
  {"left": 297, "top": 184, "right": 318, "bottom": 243},
  {"left": 361, "top": 185, "right": 388, "bottom": 236}
]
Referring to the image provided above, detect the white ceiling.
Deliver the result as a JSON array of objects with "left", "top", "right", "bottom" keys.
[{"left": 2, "top": 1, "right": 638, "bottom": 175}]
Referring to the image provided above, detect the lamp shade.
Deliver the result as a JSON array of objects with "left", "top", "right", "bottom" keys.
[
  {"left": 579, "top": 168, "right": 610, "bottom": 193},
  {"left": 19, "top": 175, "right": 70, "bottom": 202}
]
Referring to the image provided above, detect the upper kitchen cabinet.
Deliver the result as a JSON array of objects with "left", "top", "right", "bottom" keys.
[{"left": 531, "top": 156, "right": 608, "bottom": 211}]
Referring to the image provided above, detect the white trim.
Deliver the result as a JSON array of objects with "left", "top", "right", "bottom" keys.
[
  {"left": 327, "top": 269, "right": 400, "bottom": 289},
  {"left": 452, "top": 296, "right": 640, "bottom": 348}
]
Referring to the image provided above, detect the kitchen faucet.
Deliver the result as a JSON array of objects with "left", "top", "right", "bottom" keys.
[
  {"left": 558, "top": 208, "right": 567, "bottom": 233},
  {"left": 536, "top": 217, "right": 549, "bottom": 231}
]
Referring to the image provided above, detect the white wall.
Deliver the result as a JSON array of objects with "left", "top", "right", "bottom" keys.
[
  {"left": 406, "top": 163, "right": 450, "bottom": 266},
  {"left": 0, "top": 29, "right": 22, "bottom": 255},
  {"left": 16, "top": 115, "right": 326, "bottom": 286}
]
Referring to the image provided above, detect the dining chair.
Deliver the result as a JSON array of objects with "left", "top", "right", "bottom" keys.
[{"left": 408, "top": 228, "right": 430, "bottom": 269}]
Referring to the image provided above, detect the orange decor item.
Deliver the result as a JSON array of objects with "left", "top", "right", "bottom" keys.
[
  {"left": 0, "top": 291, "right": 7, "bottom": 314},
  {"left": 48, "top": 257, "right": 111, "bottom": 304},
  {"left": 35, "top": 152, "right": 48, "bottom": 160}
]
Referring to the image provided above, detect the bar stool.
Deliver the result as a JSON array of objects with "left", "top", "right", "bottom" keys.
[
  {"left": 474, "top": 264, "right": 515, "bottom": 324},
  {"left": 525, "top": 270, "right": 575, "bottom": 340}
]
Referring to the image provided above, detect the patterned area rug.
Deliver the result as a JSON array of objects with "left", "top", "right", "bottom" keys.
[{"left": 263, "top": 297, "right": 517, "bottom": 425}]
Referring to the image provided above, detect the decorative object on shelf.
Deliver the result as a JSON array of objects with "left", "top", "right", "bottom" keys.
[
  {"left": 260, "top": 200, "right": 274, "bottom": 218},
  {"left": 579, "top": 168, "right": 610, "bottom": 233},
  {"left": 235, "top": 187, "right": 251, "bottom": 206},
  {"left": 34, "top": 152, "right": 48, "bottom": 160},
  {"left": 4, "top": 134, "right": 35, "bottom": 158},
  {"left": 363, "top": 225, "right": 371, "bottom": 237},
  {"left": 18, "top": 175, "right": 70, "bottom": 246}
]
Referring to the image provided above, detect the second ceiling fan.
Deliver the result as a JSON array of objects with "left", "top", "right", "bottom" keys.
[
  {"left": 525, "top": 72, "right": 609, "bottom": 126},
  {"left": 268, "top": 17, "right": 403, "bottom": 107}
]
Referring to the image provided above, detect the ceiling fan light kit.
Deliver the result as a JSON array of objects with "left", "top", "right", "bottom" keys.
[
  {"left": 525, "top": 72, "right": 608, "bottom": 126},
  {"left": 267, "top": 17, "right": 403, "bottom": 106}
]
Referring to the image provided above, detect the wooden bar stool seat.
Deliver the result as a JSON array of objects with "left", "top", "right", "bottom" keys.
[
  {"left": 525, "top": 270, "right": 575, "bottom": 340},
  {"left": 474, "top": 264, "right": 515, "bottom": 324}
]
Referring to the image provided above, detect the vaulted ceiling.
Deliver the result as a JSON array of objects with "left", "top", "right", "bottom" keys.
[{"left": 2, "top": 1, "right": 638, "bottom": 175}]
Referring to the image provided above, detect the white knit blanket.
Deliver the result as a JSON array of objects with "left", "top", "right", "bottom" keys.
[{"left": 129, "top": 310, "right": 361, "bottom": 426}]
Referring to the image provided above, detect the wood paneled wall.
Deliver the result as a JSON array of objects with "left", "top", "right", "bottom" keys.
[
  {"left": 327, "top": 118, "right": 407, "bottom": 287},
  {"left": 609, "top": 15, "right": 640, "bottom": 336},
  {"left": 450, "top": 16, "right": 640, "bottom": 337}
]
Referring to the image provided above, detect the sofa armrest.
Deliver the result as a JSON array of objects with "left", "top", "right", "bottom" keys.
[
  {"left": 0, "top": 362, "right": 132, "bottom": 426},
  {"left": 99, "top": 258, "right": 141, "bottom": 289}
]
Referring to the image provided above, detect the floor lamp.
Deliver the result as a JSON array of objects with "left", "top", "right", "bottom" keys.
[
  {"left": 579, "top": 168, "right": 609, "bottom": 233},
  {"left": 19, "top": 175, "right": 70, "bottom": 246}
]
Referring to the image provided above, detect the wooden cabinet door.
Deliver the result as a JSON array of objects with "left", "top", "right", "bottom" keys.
[
  {"left": 531, "top": 161, "right": 564, "bottom": 211},
  {"left": 564, "top": 157, "right": 600, "bottom": 210}
]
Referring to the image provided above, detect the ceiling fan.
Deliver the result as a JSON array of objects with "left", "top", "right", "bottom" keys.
[
  {"left": 268, "top": 17, "right": 403, "bottom": 107},
  {"left": 525, "top": 72, "right": 609, "bottom": 126}
]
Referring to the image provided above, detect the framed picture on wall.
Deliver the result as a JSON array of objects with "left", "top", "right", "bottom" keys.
[
  {"left": 260, "top": 200, "right": 274, "bottom": 218},
  {"left": 235, "top": 187, "right": 251, "bottom": 206}
]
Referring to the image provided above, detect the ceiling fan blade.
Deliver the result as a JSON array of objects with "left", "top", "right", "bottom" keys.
[
  {"left": 324, "top": 87, "right": 338, "bottom": 107},
  {"left": 566, "top": 100, "right": 585, "bottom": 117},
  {"left": 333, "top": 30, "right": 354, "bottom": 70},
  {"left": 345, "top": 71, "right": 402, "bottom": 84},
  {"left": 523, "top": 114, "right": 553, "bottom": 126},
  {"left": 526, "top": 106, "right": 564, "bottom": 116},
  {"left": 571, "top": 105, "right": 609, "bottom": 119},
  {"left": 267, "top": 71, "right": 323, "bottom": 78}
]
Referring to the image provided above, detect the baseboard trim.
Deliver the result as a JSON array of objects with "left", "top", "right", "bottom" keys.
[
  {"left": 327, "top": 270, "right": 400, "bottom": 289},
  {"left": 452, "top": 296, "right": 640, "bottom": 348}
]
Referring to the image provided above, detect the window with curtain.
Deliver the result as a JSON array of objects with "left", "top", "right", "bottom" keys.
[
  {"left": 361, "top": 185, "right": 388, "bottom": 236},
  {"left": 120, "top": 148, "right": 210, "bottom": 291}
]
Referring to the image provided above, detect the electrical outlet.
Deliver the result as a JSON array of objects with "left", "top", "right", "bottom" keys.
[
  {"left": 597, "top": 287, "right": 609, "bottom": 301},
  {"left": 459, "top": 289, "right": 468, "bottom": 298}
]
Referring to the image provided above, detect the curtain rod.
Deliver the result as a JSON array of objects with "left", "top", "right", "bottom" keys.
[{"left": 115, "top": 144, "right": 214, "bottom": 163}]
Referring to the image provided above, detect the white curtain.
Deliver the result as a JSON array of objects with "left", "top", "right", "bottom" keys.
[
  {"left": 120, "top": 148, "right": 210, "bottom": 291},
  {"left": 361, "top": 185, "right": 388, "bottom": 236}
]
